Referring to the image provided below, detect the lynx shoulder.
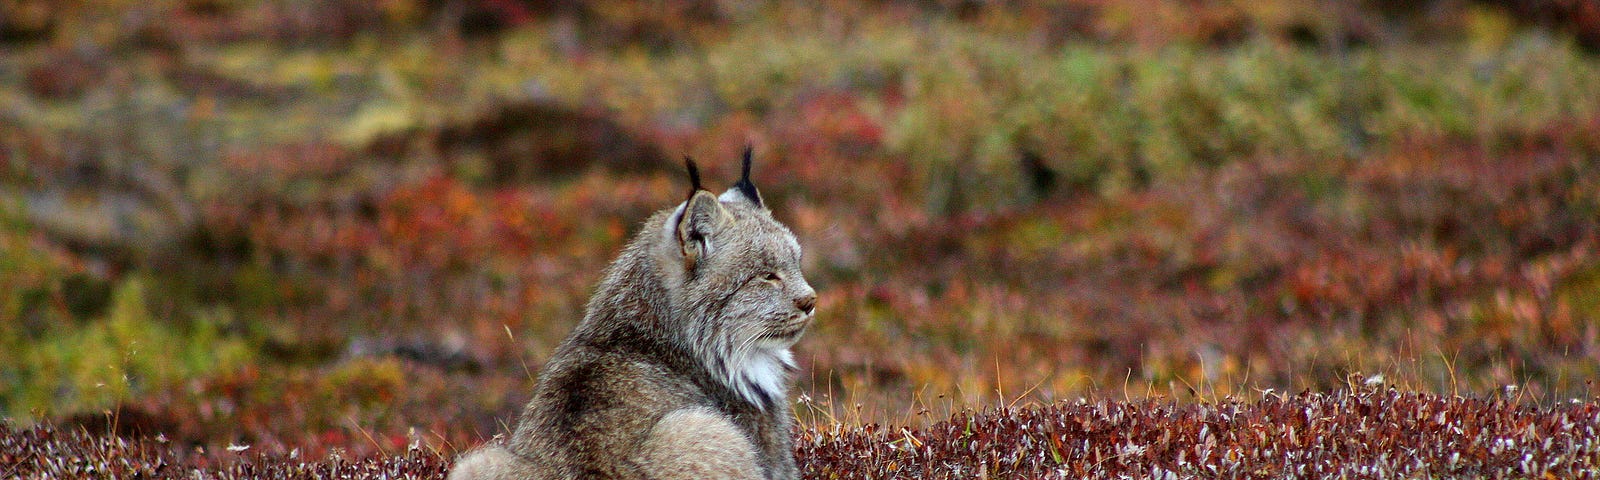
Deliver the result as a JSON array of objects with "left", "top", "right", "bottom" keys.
[{"left": 449, "top": 148, "right": 816, "bottom": 480}]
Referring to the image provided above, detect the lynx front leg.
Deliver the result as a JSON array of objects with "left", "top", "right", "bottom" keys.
[
  {"left": 447, "top": 445, "right": 537, "bottom": 480},
  {"left": 636, "top": 407, "right": 763, "bottom": 480}
]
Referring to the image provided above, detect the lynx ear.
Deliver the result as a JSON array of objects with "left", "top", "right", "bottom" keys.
[
  {"left": 676, "top": 190, "right": 728, "bottom": 273},
  {"left": 673, "top": 157, "right": 729, "bottom": 273},
  {"left": 720, "top": 145, "right": 764, "bottom": 208}
]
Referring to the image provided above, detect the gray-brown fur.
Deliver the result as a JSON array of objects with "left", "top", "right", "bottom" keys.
[{"left": 449, "top": 153, "right": 815, "bottom": 480}]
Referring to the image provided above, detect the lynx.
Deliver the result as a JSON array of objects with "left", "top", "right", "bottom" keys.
[{"left": 449, "top": 149, "right": 817, "bottom": 480}]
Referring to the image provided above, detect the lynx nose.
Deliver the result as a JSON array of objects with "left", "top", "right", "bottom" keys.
[{"left": 795, "top": 294, "right": 817, "bottom": 315}]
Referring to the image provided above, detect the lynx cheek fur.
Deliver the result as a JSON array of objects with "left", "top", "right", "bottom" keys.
[{"left": 449, "top": 148, "right": 817, "bottom": 480}]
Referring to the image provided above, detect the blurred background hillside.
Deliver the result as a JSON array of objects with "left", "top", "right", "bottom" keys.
[{"left": 2, "top": 0, "right": 1598, "bottom": 458}]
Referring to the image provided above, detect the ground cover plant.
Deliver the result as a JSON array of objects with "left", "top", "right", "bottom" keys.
[
  {"left": 10, "top": 386, "right": 1600, "bottom": 478},
  {"left": 2, "top": 0, "right": 1599, "bottom": 477}
]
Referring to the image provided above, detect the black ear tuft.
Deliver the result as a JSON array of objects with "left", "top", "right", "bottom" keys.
[
  {"left": 733, "top": 145, "right": 762, "bottom": 207},
  {"left": 684, "top": 156, "right": 704, "bottom": 199}
]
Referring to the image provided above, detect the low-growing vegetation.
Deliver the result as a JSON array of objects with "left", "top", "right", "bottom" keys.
[
  {"left": 2, "top": 0, "right": 1598, "bottom": 477},
  {"left": 8, "top": 386, "right": 1600, "bottom": 478}
]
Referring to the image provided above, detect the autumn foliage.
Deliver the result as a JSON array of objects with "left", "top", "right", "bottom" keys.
[{"left": 2, "top": 0, "right": 1599, "bottom": 477}]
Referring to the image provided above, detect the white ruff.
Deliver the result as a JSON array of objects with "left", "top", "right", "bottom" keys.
[{"left": 724, "top": 346, "right": 794, "bottom": 409}]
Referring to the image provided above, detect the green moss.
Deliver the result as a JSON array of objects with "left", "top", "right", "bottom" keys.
[
  {"left": 872, "top": 31, "right": 1599, "bottom": 212},
  {"left": 0, "top": 276, "right": 256, "bottom": 419},
  {"left": 321, "top": 357, "right": 407, "bottom": 414},
  {"left": 1558, "top": 266, "right": 1600, "bottom": 324}
]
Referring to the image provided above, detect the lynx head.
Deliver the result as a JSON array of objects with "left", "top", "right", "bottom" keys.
[{"left": 655, "top": 147, "right": 816, "bottom": 410}]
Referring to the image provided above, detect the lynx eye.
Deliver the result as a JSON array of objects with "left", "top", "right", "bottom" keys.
[{"left": 761, "top": 272, "right": 781, "bottom": 282}]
